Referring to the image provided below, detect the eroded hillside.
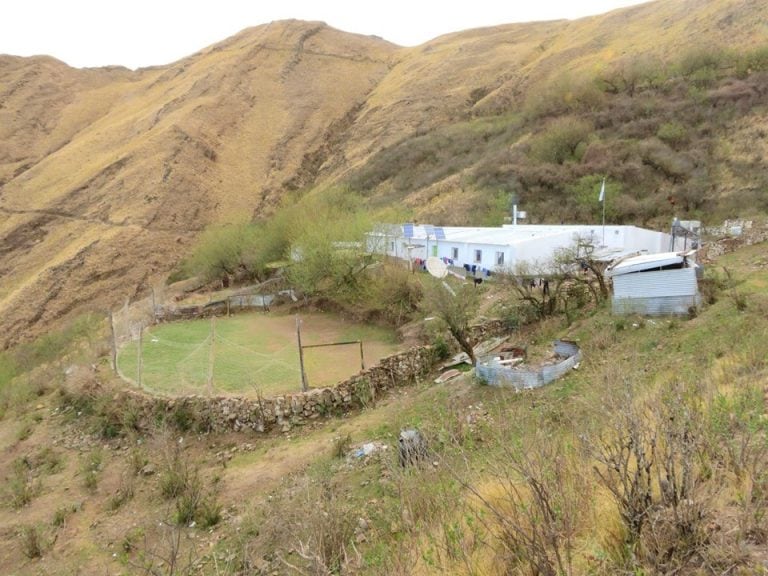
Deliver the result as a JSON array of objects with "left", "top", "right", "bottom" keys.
[
  {"left": 2, "top": 0, "right": 768, "bottom": 345},
  {"left": 0, "top": 21, "right": 396, "bottom": 346}
]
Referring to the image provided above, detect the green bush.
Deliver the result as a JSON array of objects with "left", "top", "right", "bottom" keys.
[
  {"left": 195, "top": 494, "right": 223, "bottom": 528},
  {"left": 13, "top": 313, "right": 101, "bottom": 372},
  {"left": 529, "top": 117, "right": 593, "bottom": 165},
  {"left": 160, "top": 452, "right": 192, "bottom": 500},
  {"left": 347, "top": 118, "right": 517, "bottom": 195},
  {"left": 52, "top": 504, "right": 77, "bottom": 527},
  {"left": 365, "top": 262, "right": 423, "bottom": 325},
  {"left": 81, "top": 449, "right": 103, "bottom": 493},
  {"left": 19, "top": 525, "right": 45, "bottom": 559},
  {"left": 7, "top": 458, "right": 38, "bottom": 509},
  {"left": 353, "top": 378, "right": 374, "bottom": 408},
  {"left": 182, "top": 220, "right": 288, "bottom": 285},
  {"left": 677, "top": 46, "right": 732, "bottom": 87},
  {"left": 432, "top": 336, "right": 451, "bottom": 361},
  {"left": 656, "top": 121, "right": 689, "bottom": 149},
  {"left": 525, "top": 75, "right": 605, "bottom": 118},
  {"left": 597, "top": 55, "right": 669, "bottom": 96},
  {"left": 171, "top": 404, "right": 196, "bottom": 433},
  {"left": 566, "top": 174, "right": 623, "bottom": 223},
  {"left": 735, "top": 45, "right": 768, "bottom": 77}
]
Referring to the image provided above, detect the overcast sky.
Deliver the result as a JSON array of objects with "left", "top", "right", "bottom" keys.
[{"left": 2, "top": 0, "right": 651, "bottom": 69}]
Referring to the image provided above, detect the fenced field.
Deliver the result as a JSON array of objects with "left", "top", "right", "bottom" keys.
[{"left": 117, "top": 312, "right": 400, "bottom": 397}]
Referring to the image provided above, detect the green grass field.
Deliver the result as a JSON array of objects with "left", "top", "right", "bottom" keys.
[{"left": 117, "top": 311, "right": 399, "bottom": 397}]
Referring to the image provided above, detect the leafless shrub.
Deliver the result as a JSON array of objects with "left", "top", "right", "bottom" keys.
[
  {"left": 706, "top": 381, "right": 768, "bottom": 544},
  {"left": 458, "top": 429, "right": 585, "bottom": 576},
  {"left": 129, "top": 520, "right": 198, "bottom": 576},
  {"left": 108, "top": 471, "right": 135, "bottom": 511},
  {"left": 582, "top": 378, "right": 656, "bottom": 551},
  {"left": 159, "top": 442, "right": 193, "bottom": 500},
  {"left": 278, "top": 484, "right": 361, "bottom": 576},
  {"left": 640, "top": 381, "right": 714, "bottom": 572},
  {"left": 584, "top": 376, "right": 738, "bottom": 572},
  {"left": 722, "top": 267, "right": 748, "bottom": 311}
]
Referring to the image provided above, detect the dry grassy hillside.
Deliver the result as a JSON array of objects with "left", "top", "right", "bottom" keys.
[
  {"left": 0, "top": 21, "right": 396, "bottom": 347},
  {"left": 2, "top": 0, "right": 768, "bottom": 345}
]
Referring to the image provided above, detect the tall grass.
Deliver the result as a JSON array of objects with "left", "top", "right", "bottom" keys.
[{"left": 0, "top": 313, "right": 105, "bottom": 418}]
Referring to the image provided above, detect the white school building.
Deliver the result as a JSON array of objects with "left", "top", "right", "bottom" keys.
[{"left": 368, "top": 224, "right": 682, "bottom": 274}]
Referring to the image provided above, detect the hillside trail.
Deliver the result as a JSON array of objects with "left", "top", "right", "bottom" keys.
[
  {"left": 219, "top": 374, "right": 476, "bottom": 500},
  {"left": 0, "top": 205, "right": 198, "bottom": 234}
]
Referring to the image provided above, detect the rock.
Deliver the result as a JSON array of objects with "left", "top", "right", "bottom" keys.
[
  {"left": 140, "top": 464, "right": 156, "bottom": 476},
  {"left": 398, "top": 429, "right": 428, "bottom": 467}
]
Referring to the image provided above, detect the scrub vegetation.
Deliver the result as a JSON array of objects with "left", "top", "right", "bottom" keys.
[
  {"left": 347, "top": 44, "right": 768, "bottom": 226},
  {"left": 0, "top": 237, "right": 766, "bottom": 575}
]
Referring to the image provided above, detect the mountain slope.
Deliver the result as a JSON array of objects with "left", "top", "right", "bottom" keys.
[
  {"left": 0, "top": 21, "right": 396, "bottom": 346},
  {"left": 2, "top": 0, "right": 768, "bottom": 346}
]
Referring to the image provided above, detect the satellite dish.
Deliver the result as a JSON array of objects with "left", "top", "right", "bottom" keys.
[{"left": 426, "top": 257, "right": 448, "bottom": 279}]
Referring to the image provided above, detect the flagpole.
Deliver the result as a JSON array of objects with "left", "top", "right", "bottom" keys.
[{"left": 600, "top": 177, "right": 606, "bottom": 247}]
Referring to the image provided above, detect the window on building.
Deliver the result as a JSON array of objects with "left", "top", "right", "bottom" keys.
[
  {"left": 451, "top": 247, "right": 459, "bottom": 260},
  {"left": 389, "top": 241, "right": 395, "bottom": 252},
  {"left": 496, "top": 251, "right": 504, "bottom": 266},
  {"left": 474, "top": 249, "right": 482, "bottom": 263}
]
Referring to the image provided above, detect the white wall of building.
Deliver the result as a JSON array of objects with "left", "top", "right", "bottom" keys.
[{"left": 367, "top": 224, "right": 676, "bottom": 272}]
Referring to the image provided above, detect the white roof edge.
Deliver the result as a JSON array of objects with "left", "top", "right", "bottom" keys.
[{"left": 607, "top": 251, "right": 692, "bottom": 277}]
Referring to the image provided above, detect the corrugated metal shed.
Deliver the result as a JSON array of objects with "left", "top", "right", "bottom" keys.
[{"left": 608, "top": 252, "right": 700, "bottom": 316}]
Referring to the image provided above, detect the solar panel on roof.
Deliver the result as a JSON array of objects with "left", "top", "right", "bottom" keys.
[
  {"left": 402, "top": 223, "right": 414, "bottom": 238},
  {"left": 423, "top": 224, "right": 434, "bottom": 236},
  {"left": 434, "top": 227, "right": 446, "bottom": 240}
]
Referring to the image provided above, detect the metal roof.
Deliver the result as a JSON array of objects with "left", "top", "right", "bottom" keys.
[
  {"left": 397, "top": 225, "right": 588, "bottom": 246},
  {"left": 606, "top": 252, "right": 687, "bottom": 277}
]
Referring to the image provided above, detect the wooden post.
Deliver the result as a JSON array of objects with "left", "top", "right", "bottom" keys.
[
  {"left": 108, "top": 311, "right": 117, "bottom": 374},
  {"left": 207, "top": 316, "right": 215, "bottom": 396},
  {"left": 359, "top": 340, "right": 365, "bottom": 371},
  {"left": 296, "top": 315, "right": 308, "bottom": 392},
  {"left": 226, "top": 297, "right": 230, "bottom": 317}
]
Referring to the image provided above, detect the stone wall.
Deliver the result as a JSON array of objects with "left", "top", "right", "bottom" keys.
[
  {"left": 106, "top": 304, "right": 510, "bottom": 435},
  {"left": 700, "top": 219, "right": 768, "bottom": 261},
  {"left": 113, "top": 345, "right": 435, "bottom": 434},
  {"left": 469, "top": 319, "right": 507, "bottom": 342}
]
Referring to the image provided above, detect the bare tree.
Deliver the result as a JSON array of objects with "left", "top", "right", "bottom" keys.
[
  {"left": 422, "top": 281, "right": 481, "bottom": 365},
  {"left": 552, "top": 236, "right": 609, "bottom": 304},
  {"left": 494, "top": 261, "right": 561, "bottom": 320}
]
